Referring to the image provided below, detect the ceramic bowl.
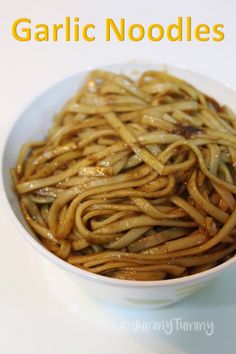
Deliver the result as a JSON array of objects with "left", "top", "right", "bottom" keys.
[{"left": 1, "top": 62, "right": 236, "bottom": 309}]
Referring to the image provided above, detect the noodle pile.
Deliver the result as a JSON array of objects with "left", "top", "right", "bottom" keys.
[{"left": 11, "top": 69, "right": 236, "bottom": 281}]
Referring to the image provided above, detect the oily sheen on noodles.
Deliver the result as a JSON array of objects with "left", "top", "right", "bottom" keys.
[{"left": 11, "top": 70, "right": 236, "bottom": 281}]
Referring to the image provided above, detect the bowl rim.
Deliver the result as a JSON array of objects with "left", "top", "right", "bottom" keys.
[{"left": 1, "top": 61, "right": 236, "bottom": 288}]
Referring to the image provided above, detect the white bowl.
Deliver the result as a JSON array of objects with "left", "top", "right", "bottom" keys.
[{"left": 1, "top": 62, "right": 236, "bottom": 309}]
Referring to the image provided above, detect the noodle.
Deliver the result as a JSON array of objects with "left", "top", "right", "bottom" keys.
[{"left": 12, "top": 69, "right": 236, "bottom": 281}]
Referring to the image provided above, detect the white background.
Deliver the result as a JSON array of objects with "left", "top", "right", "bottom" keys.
[{"left": 0, "top": 1, "right": 236, "bottom": 353}]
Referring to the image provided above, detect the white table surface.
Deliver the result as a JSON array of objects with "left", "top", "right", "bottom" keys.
[{"left": 0, "top": 1, "right": 236, "bottom": 353}]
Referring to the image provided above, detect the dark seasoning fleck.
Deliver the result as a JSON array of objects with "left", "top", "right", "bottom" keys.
[{"left": 173, "top": 124, "right": 202, "bottom": 139}]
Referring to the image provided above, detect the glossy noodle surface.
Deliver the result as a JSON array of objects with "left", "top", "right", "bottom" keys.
[{"left": 11, "top": 70, "right": 236, "bottom": 280}]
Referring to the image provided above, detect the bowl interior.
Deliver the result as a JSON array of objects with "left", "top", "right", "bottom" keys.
[{"left": 2, "top": 62, "right": 236, "bottom": 284}]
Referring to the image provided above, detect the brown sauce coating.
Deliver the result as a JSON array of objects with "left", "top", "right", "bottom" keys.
[{"left": 173, "top": 124, "right": 202, "bottom": 138}]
